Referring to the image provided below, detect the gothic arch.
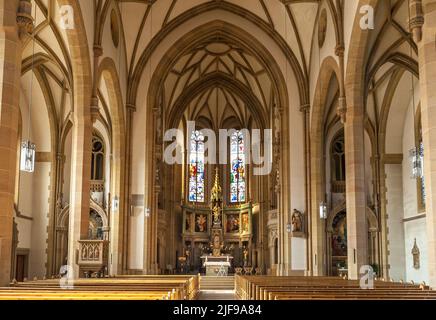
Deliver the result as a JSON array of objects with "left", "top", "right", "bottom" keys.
[
  {"left": 57, "top": 201, "right": 109, "bottom": 230},
  {"left": 142, "top": 19, "right": 294, "bottom": 275},
  {"left": 309, "top": 55, "right": 341, "bottom": 275},
  {"left": 96, "top": 56, "right": 127, "bottom": 273}
]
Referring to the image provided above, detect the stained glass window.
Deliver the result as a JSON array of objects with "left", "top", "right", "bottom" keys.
[
  {"left": 230, "top": 131, "right": 246, "bottom": 203},
  {"left": 188, "top": 130, "right": 205, "bottom": 202},
  {"left": 419, "top": 141, "right": 426, "bottom": 208}
]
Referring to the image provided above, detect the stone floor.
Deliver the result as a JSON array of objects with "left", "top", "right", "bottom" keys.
[{"left": 198, "top": 290, "right": 237, "bottom": 300}]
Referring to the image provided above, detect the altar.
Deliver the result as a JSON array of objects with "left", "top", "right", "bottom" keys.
[
  {"left": 201, "top": 255, "right": 233, "bottom": 276},
  {"left": 181, "top": 168, "right": 253, "bottom": 273}
]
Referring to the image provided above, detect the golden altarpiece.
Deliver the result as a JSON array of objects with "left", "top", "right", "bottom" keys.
[{"left": 181, "top": 169, "right": 253, "bottom": 273}]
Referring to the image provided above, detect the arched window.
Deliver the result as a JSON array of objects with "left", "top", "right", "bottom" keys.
[
  {"left": 91, "top": 136, "right": 105, "bottom": 181},
  {"left": 230, "top": 131, "right": 246, "bottom": 203},
  {"left": 88, "top": 209, "right": 104, "bottom": 240},
  {"left": 331, "top": 134, "right": 346, "bottom": 182},
  {"left": 188, "top": 130, "right": 205, "bottom": 202},
  {"left": 417, "top": 125, "right": 426, "bottom": 211}
]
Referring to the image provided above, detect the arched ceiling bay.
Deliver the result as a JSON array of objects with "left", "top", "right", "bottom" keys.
[
  {"left": 183, "top": 85, "right": 254, "bottom": 131},
  {"left": 119, "top": 0, "right": 333, "bottom": 83},
  {"left": 166, "top": 40, "right": 272, "bottom": 127},
  {"left": 363, "top": 0, "right": 419, "bottom": 149}
]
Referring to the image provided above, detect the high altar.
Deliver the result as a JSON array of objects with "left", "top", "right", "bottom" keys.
[{"left": 181, "top": 168, "right": 252, "bottom": 275}]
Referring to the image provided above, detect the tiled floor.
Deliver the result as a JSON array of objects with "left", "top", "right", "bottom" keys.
[{"left": 198, "top": 290, "right": 237, "bottom": 300}]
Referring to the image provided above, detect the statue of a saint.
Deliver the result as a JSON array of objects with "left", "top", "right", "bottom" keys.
[
  {"left": 291, "top": 209, "right": 303, "bottom": 233},
  {"left": 213, "top": 206, "right": 221, "bottom": 223},
  {"left": 212, "top": 234, "right": 221, "bottom": 257},
  {"left": 243, "top": 248, "right": 249, "bottom": 266}
]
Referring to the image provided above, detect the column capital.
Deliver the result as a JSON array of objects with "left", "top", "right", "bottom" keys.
[
  {"left": 337, "top": 97, "right": 347, "bottom": 124},
  {"left": 93, "top": 45, "right": 104, "bottom": 58},
  {"left": 409, "top": 0, "right": 424, "bottom": 42},
  {"left": 90, "top": 96, "right": 99, "bottom": 123},
  {"left": 299, "top": 104, "right": 310, "bottom": 114},
  {"left": 17, "top": 0, "right": 33, "bottom": 40},
  {"left": 126, "top": 104, "right": 136, "bottom": 112},
  {"left": 335, "top": 45, "right": 345, "bottom": 58}
]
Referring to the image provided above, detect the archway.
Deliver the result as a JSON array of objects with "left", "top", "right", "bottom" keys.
[
  {"left": 96, "top": 57, "right": 126, "bottom": 275},
  {"left": 138, "top": 19, "right": 299, "bottom": 275},
  {"left": 310, "top": 56, "right": 342, "bottom": 276},
  {"left": 326, "top": 203, "right": 379, "bottom": 276}
]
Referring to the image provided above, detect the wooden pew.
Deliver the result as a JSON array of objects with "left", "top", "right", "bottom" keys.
[
  {"left": 0, "top": 275, "right": 200, "bottom": 301},
  {"left": 235, "top": 275, "right": 436, "bottom": 300}
]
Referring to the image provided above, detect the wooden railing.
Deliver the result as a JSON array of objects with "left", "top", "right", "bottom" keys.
[
  {"left": 332, "top": 181, "right": 346, "bottom": 193},
  {"left": 90, "top": 180, "right": 104, "bottom": 192}
]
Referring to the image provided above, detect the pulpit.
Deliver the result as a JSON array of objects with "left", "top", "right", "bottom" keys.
[{"left": 77, "top": 240, "right": 109, "bottom": 277}]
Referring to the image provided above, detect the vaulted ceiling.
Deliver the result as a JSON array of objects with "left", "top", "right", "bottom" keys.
[
  {"left": 120, "top": 0, "right": 324, "bottom": 84},
  {"left": 170, "top": 41, "right": 272, "bottom": 129},
  {"left": 21, "top": 0, "right": 420, "bottom": 151},
  {"left": 117, "top": 0, "right": 335, "bottom": 130}
]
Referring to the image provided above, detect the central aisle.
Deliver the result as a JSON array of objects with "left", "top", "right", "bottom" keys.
[
  {"left": 198, "top": 290, "right": 237, "bottom": 300},
  {"left": 198, "top": 276, "right": 237, "bottom": 300}
]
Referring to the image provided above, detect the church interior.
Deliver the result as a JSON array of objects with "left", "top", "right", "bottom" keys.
[{"left": 1, "top": 0, "right": 436, "bottom": 301}]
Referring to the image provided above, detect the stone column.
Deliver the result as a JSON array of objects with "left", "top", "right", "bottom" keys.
[
  {"left": 344, "top": 99, "right": 368, "bottom": 280},
  {"left": 414, "top": 0, "right": 436, "bottom": 288},
  {"left": 0, "top": 0, "right": 25, "bottom": 286},
  {"left": 67, "top": 76, "right": 93, "bottom": 278},
  {"left": 67, "top": 119, "right": 92, "bottom": 279}
]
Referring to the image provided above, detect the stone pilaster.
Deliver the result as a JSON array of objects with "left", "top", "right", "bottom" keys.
[
  {"left": 0, "top": 0, "right": 23, "bottom": 286},
  {"left": 416, "top": 0, "right": 436, "bottom": 288},
  {"left": 123, "top": 103, "right": 136, "bottom": 273}
]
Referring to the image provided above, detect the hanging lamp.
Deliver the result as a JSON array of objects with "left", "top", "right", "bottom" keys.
[
  {"left": 20, "top": 4, "right": 36, "bottom": 173},
  {"left": 407, "top": 0, "right": 423, "bottom": 180}
]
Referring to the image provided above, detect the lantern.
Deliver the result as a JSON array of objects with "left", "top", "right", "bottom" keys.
[
  {"left": 319, "top": 201, "right": 327, "bottom": 220},
  {"left": 409, "top": 146, "right": 423, "bottom": 179},
  {"left": 20, "top": 140, "right": 36, "bottom": 173}
]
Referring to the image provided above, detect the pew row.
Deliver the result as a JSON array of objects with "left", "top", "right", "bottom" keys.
[
  {"left": 235, "top": 275, "right": 436, "bottom": 300},
  {"left": 0, "top": 275, "right": 199, "bottom": 300}
]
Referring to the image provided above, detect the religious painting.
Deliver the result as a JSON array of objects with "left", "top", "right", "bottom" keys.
[
  {"left": 185, "top": 213, "right": 192, "bottom": 233},
  {"left": 331, "top": 211, "right": 347, "bottom": 257},
  {"left": 226, "top": 214, "right": 240, "bottom": 233},
  {"left": 195, "top": 214, "right": 207, "bottom": 233},
  {"left": 241, "top": 213, "right": 249, "bottom": 233}
]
